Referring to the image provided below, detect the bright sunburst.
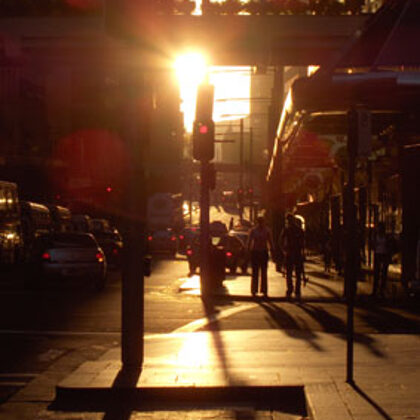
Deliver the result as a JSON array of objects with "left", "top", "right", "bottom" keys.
[
  {"left": 174, "top": 52, "right": 208, "bottom": 132},
  {"left": 174, "top": 52, "right": 251, "bottom": 132}
]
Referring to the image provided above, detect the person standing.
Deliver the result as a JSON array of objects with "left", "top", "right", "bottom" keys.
[
  {"left": 280, "top": 214, "right": 305, "bottom": 300},
  {"left": 247, "top": 216, "right": 274, "bottom": 297},
  {"left": 372, "top": 222, "right": 394, "bottom": 297}
]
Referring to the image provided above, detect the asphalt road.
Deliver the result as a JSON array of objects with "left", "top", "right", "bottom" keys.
[{"left": 1, "top": 256, "right": 419, "bottom": 406}]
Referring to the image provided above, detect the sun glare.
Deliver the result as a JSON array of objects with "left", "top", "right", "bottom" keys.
[
  {"left": 174, "top": 52, "right": 251, "bottom": 133},
  {"left": 174, "top": 52, "right": 208, "bottom": 132}
]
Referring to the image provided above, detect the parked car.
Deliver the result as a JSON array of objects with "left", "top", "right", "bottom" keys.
[
  {"left": 26, "top": 232, "right": 107, "bottom": 290},
  {"left": 217, "top": 233, "right": 249, "bottom": 274},
  {"left": 93, "top": 230, "right": 123, "bottom": 268},
  {"left": 147, "top": 229, "right": 178, "bottom": 256}
]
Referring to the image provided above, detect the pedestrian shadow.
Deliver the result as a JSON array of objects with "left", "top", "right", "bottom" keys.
[
  {"left": 296, "top": 303, "right": 385, "bottom": 358},
  {"left": 349, "top": 381, "right": 393, "bottom": 420},
  {"left": 305, "top": 270, "right": 335, "bottom": 280},
  {"left": 356, "top": 301, "right": 420, "bottom": 333},
  {"left": 257, "top": 300, "right": 324, "bottom": 351},
  {"left": 304, "top": 278, "right": 343, "bottom": 299}
]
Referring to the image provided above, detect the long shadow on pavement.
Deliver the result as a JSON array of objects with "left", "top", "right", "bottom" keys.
[
  {"left": 257, "top": 300, "right": 324, "bottom": 351},
  {"left": 296, "top": 303, "right": 385, "bottom": 358},
  {"left": 350, "top": 382, "right": 393, "bottom": 420}
]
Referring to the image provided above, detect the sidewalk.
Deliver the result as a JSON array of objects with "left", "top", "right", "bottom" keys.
[
  {"left": 179, "top": 254, "right": 405, "bottom": 302},
  {"left": 10, "top": 256, "right": 419, "bottom": 420}
]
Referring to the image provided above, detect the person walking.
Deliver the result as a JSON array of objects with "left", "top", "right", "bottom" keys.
[
  {"left": 247, "top": 216, "right": 274, "bottom": 297},
  {"left": 280, "top": 214, "right": 305, "bottom": 300},
  {"left": 372, "top": 222, "right": 395, "bottom": 297}
]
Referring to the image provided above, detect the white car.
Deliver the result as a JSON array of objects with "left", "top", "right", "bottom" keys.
[{"left": 28, "top": 232, "right": 107, "bottom": 290}]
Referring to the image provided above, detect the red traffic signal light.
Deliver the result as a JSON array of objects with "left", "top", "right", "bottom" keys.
[
  {"left": 106, "top": 186, "right": 112, "bottom": 193},
  {"left": 193, "top": 119, "right": 215, "bottom": 161},
  {"left": 199, "top": 124, "right": 209, "bottom": 134}
]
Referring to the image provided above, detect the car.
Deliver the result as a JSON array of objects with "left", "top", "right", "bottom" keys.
[
  {"left": 229, "top": 229, "right": 250, "bottom": 248},
  {"left": 147, "top": 229, "right": 178, "bottom": 256},
  {"left": 186, "top": 237, "right": 200, "bottom": 275},
  {"left": 217, "top": 233, "right": 249, "bottom": 274},
  {"left": 178, "top": 226, "right": 200, "bottom": 254},
  {"left": 26, "top": 232, "right": 107, "bottom": 290},
  {"left": 93, "top": 230, "right": 123, "bottom": 268},
  {"left": 209, "top": 221, "right": 228, "bottom": 238}
]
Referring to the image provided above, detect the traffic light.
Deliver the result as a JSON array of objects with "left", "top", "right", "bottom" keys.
[
  {"left": 193, "top": 119, "right": 215, "bottom": 161},
  {"left": 193, "top": 82, "right": 215, "bottom": 161}
]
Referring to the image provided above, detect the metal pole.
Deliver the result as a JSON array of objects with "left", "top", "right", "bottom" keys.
[
  {"left": 345, "top": 108, "right": 358, "bottom": 384},
  {"left": 239, "top": 119, "right": 244, "bottom": 221},
  {"left": 240, "top": 118, "right": 244, "bottom": 189},
  {"left": 121, "top": 70, "right": 149, "bottom": 372},
  {"left": 249, "top": 127, "right": 253, "bottom": 221},
  {"left": 200, "top": 160, "right": 211, "bottom": 296}
]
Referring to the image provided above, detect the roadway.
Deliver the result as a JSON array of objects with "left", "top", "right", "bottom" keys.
[{"left": 1, "top": 254, "right": 419, "bottom": 409}]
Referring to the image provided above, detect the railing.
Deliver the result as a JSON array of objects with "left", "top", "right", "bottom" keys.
[{"left": 0, "top": 0, "right": 385, "bottom": 17}]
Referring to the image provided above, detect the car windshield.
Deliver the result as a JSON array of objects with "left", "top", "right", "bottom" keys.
[{"left": 49, "top": 233, "right": 97, "bottom": 248}]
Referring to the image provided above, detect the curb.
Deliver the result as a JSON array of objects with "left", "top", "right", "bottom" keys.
[{"left": 54, "top": 384, "right": 306, "bottom": 413}]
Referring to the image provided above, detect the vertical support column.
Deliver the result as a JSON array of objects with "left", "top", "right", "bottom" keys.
[
  {"left": 200, "top": 161, "right": 211, "bottom": 296},
  {"left": 120, "top": 69, "right": 151, "bottom": 372},
  {"left": 345, "top": 107, "right": 358, "bottom": 384},
  {"left": 239, "top": 118, "right": 244, "bottom": 221},
  {"left": 249, "top": 127, "right": 254, "bottom": 221}
]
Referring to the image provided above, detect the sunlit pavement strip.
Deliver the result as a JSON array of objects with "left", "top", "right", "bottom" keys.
[
  {"left": 178, "top": 274, "right": 202, "bottom": 295},
  {"left": 172, "top": 303, "right": 256, "bottom": 333},
  {"left": 175, "top": 275, "right": 256, "bottom": 333}
]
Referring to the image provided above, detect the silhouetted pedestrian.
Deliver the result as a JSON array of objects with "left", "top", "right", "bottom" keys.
[
  {"left": 247, "top": 216, "right": 274, "bottom": 297},
  {"left": 280, "top": 214, "right": 305, "bottom": 300},
  {"left": 372, "top": 222, "right": 395, "bottom": 297}
]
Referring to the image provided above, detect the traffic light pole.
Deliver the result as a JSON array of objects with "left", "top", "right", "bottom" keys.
[
  {"left": 239, "top": 119, "right": 244, "bottom": 221},
  {"left": 200, "top": 160, "right": 211, "bottom": 297},
  {"left": 345, "top": 107, "right": 358, "bottom": 384}
]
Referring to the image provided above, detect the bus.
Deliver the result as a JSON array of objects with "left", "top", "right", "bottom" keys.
[
  {"left": 20, "top": 201, "right": 53, "bottom": 260},
  {"left": 0, "top": 181, "right": 23, "bottom": 266}
]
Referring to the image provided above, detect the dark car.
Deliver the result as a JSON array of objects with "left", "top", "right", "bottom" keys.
[
  {"left": 178, "top": 225, "right": 200, "bottom": 254},
  {"left": 147, "top": 229, "right": 178, "bottom": 256},
  {"left": 26, "top": 232, "right": 107, "bottom": 290},
  {"left": 217, "top": 233, "right": 249, "bottom": 274},
  {"left": 209, "top": 221, "right": 228, "bottom": 238},
  {"left": 93, "top": 230, "right": 123, "bottom": 268},
  {"left": 186, "top": 237, "right": 200, "bottom": 275}
]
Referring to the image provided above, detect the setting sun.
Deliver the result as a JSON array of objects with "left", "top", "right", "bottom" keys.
[
  {"left": 174, "top": 52, "right": 208, "bottom": 131},
  {"left": 174, "top": 52, "right": 250, "bottom": 132}
]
